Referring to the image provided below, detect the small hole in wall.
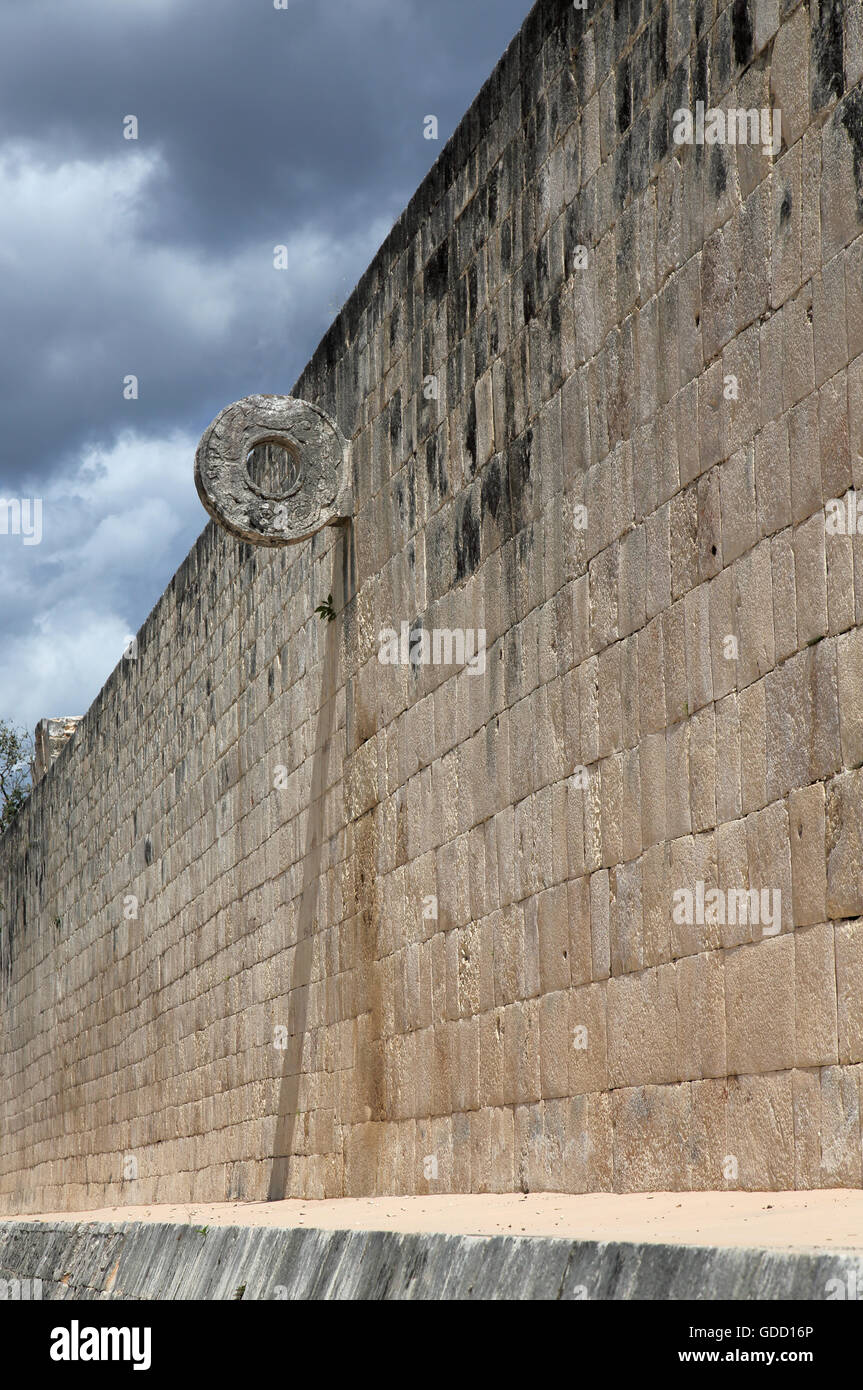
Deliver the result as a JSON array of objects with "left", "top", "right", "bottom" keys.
[
  {"left": 695, "top": 314, "right": 700, "bottom": 327},
  {"left": 711, "top": 545, "right": 717, "bottom": 555}
]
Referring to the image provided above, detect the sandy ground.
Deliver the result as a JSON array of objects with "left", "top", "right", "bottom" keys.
[{"left": 8, "top": 1190, "right": 863, "bottom": 1252}]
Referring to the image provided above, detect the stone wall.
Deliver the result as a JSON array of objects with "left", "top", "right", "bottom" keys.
[{"left": 3, "top": 0, "right": 863, "bottom": 1210}]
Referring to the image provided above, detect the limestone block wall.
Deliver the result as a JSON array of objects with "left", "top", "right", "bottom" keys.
[{"left": 3, "top": 0, "right": 863, "bottom": 1212}]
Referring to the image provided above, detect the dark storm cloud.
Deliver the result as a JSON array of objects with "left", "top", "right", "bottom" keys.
[
  {"left": 0, "top": 0, "right": 529, "bottom": 485},
  {"left": 0, "top": 0, "right": 530, "bottom": 733},
  {"left": 0, "top": 0, "right": 526, "bottom": 250}
]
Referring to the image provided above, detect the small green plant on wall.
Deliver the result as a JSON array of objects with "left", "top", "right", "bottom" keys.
[{"left": 314, "top": 593, "right": 336, "bottom": 623}]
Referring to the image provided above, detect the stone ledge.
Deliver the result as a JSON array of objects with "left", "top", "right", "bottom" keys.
[{"left": 2, "top": 1218, "right": 863, "bottom": 1301}]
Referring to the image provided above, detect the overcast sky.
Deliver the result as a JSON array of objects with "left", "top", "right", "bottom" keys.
[{"left": 0, "top": 0, "right": 529, "bottom": 740}]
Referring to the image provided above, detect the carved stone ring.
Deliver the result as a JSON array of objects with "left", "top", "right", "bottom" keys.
[{"left": 195, "top": 394, "right": 351, "bottom": 546}]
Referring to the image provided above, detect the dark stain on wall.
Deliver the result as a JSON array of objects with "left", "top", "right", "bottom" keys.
[
  {"left": 424, "top": 238, "right": 449, "bottom": 305},
  {"left": 617, "top": 53, "right": 632, "bottom": 133},
  {"left": 501, "top": 217, "right": 513, "bottom": 274},
  {"left": 651, "top": 1, "right": 669, "bottom": 87},
  {"left": 709, "top": 144, "right": 728, "bottom": 201},
  {"left": 812, "top": 0, "right": 845, "bottom": 112},
  {"left": 389, "top": 389, "right": 402, "bottom": 458},
  {"left": 452, "top": 275, "right": 468, "bottom": 342},
  {"left": 840, "top": 85, "right": 863, "bottom": 216},
  {"left": 523, "top": 266, "right": 536, "bottom": 325},
  {"left": 713, "top": 6, "right": 732, "bottom": 91},
  {"left": 693, "top": 36, "right": 709, "bottom": 165},
  {"left": 480, "top": 452, "right": 513, "bottom": 547},
  {"left": 464, "top": 393, "right": 478, "bottom": 476},
  {"left": 731, "top": 0, "right": 753, "bottom": 69},
  {"left": 454, "top": 488, "right": 481, "bottom": 582},
  {"left": 507, "top": 426, "right": 535, "bottom": 535}
]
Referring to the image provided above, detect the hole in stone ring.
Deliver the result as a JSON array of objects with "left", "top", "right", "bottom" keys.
[{"left": 245, "top": 438, "right": 303, "bottom": 500}]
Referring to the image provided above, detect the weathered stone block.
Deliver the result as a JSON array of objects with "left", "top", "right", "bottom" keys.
[{"left": 725, "top": 937, "right": 795, "bottom": 1075}]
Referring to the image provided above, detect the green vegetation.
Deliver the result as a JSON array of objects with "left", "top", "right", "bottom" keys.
[{"left": 0, "top": 721, "right": 32, "bottom": 833}]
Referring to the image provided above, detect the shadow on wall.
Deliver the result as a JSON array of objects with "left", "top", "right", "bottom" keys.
[{"left": 267, "top": 525, "right": 348, "bottom": 1201}]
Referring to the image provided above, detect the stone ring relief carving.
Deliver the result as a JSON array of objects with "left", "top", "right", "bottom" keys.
[{"left": 195, "top": 394, "right": 351, "bottom": 546}]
